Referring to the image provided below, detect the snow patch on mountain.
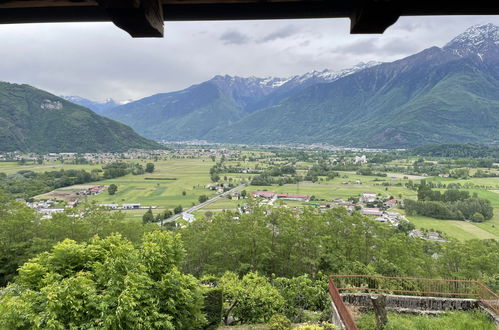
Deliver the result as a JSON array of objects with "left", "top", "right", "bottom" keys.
[{"left": 444, "top": 23, "right": 499, "bottom": 57}]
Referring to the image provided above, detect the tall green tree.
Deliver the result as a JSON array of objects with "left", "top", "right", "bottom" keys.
[
  {"left": 108, "top": 183, "right": 118, "bottom": 195},
  {"left": 142, "top": 207, "right": 154, "bottom": 223},
  {"left": 145, "top": 163, "right": 155, "bottom": 173}
]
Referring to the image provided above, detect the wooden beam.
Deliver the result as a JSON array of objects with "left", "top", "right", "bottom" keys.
[
  {"left": 350, "top": 0, "right": 400, "bottom": 34},
  {"left": 97, "top": 0, "right": 163, "bottom": 37}
]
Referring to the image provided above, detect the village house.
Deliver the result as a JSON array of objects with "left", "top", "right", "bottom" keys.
[
  {"left": 182, "top": 212, "right": 196, "bottom": 223},
  {"left": 384, "top": 199, "right": 397, "bottom": 208},
  {"left": 279, "top": 194, "right": 309, "bottom": 202},
  {"left": 97, "top": 203, "right": 119, "bottom": 209},
  {"left": 360, "top": 192, "right": 377, "bottom": 203},
  {"left": 231, "top": 192, "right": 241, "bottom": 200},
  {"left": 252, "top": 191, "right": 275, "bottom": 199},
  {"left": 361, "top": 208, "right": 383, "bottom": 217},
  {"left": 122, "top": 203, "right": 141, "bottom": 209},
  {"left": 83, "top": 185, "right": 104, "bottom": 196},
  {"left": 354, "top": 155, "right": 367, "bottom": 164}
]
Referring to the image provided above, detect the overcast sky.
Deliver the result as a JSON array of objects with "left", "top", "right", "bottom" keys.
[{"left": 1, "top": 15, "right": 499, "bottom": 102}]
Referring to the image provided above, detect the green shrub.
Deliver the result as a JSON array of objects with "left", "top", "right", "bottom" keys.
[
  {"left": 292, "top": 322, "right": 337, "bottom": 330},
  {"left": 268, "top": 314, "right": 292, "bottom": 330}
]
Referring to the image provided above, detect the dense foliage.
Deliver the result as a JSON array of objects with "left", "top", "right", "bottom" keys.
[
  {"left": 179, "top": 207, "right": 499, "bottom": 287},
  {"left": 0, "top": 168, "right": 99, "bottom": 199},
  {"left": 0, "top": 162, "right": 150, "bottom": 200},
  {"left": 403, "top": 183, "right": 494, "bottom": 221},
  {"left": 0, "top": 194, "right": 158, "bottom": 286},
  {"left": 404, "top": 198, "right": 493, "bottom": 221},
  {"left": 410, "top": 144, "right": 499, "bottom": 160},
  {"left": 0, "top": 231, "right": 205, "bottom": 329}
]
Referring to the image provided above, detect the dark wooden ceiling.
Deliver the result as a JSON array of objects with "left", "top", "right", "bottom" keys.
[{"left": 0, "top": 0, "right": 498, "bottom": 37}]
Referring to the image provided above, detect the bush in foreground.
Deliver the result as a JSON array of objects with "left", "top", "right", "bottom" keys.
[{"left": 0, "top": 231, "right": 205, "bottom": 329}]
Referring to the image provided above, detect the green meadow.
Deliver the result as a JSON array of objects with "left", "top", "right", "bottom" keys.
[
  {"left": 87, "top": 158, "right": 215, "bottom": 210},
  {"left": 11, "top": 155, "right": 499, "bottom": 241},
  {"left": 0, "top": 161, "right": 100, "bottom": 174}
]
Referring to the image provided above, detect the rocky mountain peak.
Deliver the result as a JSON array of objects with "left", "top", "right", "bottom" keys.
[{"left": 444, "top": 23, "right": 499, "bottom": 57}]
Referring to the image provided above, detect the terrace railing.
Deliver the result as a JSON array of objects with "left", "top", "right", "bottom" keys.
[{"left": 329, "top": 275, "right": 499, "bottom": 315}]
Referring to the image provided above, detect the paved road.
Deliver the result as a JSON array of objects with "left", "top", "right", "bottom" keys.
[{"left": 156, "top": 184, "right": 246, "bottom": 225}]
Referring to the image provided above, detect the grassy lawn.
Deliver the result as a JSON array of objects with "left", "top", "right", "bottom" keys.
[
  {"left": 356, "top": 310, "right": 495, "bottom": 330},
  {"left": 408, "top": 215, "right": 497, "bottom": 241}
]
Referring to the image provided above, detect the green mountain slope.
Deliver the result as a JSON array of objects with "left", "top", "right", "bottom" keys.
[
  {"left": 0, "top": 82, "right": 160, "bottom": 152},
  {"left": 103, "top": 82, "right": 245, "bottom": 141},
  {"left": 206, "top": 46, "right": 499, "bottom": 147}
]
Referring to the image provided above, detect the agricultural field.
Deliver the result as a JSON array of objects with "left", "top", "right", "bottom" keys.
[
  {"left": 8, "top": 149, "right": 499, "bottom": 241},
  {"left": 86, "top": 158, "right": 216, "bottom": 210},
  {"left": 0, "top": 161, "right": 100, "bottom": 174}
]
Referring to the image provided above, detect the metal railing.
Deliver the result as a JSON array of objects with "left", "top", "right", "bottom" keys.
[
  {"left": 328, "top": 276, "right": 358, "bottom": 330},
  {"left": 330, "top": 275, "right": 498, "bottom": 315}
]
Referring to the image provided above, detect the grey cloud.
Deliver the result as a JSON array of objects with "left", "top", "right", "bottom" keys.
[
  {"left": 1, "top": 16, "right": 499, "bottom": 101},
  {"left": 220, "top": 30, "right": 251, "bottom": 45},
  {"left": 331, "top": 37, "right": 421, "bottom": 57},
  {"left": 257, "top": 25, "right": 301, "bottom": 43}
]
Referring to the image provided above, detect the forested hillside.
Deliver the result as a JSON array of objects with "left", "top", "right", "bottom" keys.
[{"left": 0, "top": 82, "right": 160, "bottom": 152}]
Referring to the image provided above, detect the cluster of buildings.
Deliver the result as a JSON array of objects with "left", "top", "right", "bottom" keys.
[
  {"left": 0, "top": 150, "right": 170, "bottom": 164},
  {"left": 409, "top": 229, "right": 446, "bottom": 242},
  {"left": 97, "top": 203, "right": 156, "bottom": 210},
  {"left": 251, "top": 191, "right": 310, "bottom": 202},
  {"left": 206, "top": 183, "right": 232, "bottom": 194},
  {"left": 167, "top": 148, "right": 240, "bottom": 158},
  {"left": 25, "top": 200, "right": 65, "bottom": 219},
  {"left": 82, "top": 185, "right": 105, "bottom": 196}
]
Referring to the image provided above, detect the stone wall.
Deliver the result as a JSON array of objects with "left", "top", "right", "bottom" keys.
[
  {"left": 341, "top": 293, "right": 479, "bottom": 314},
  {"left": 336, "top": 293, "right": 498, "bottom": 327}
]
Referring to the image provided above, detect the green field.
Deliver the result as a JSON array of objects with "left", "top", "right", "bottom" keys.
[
  {"left": 406, "top": 214, "right": 497, "bottom": 241},
  {"left": 87, "top": 158, "right": 215, "bottom": 210},
  {"left": 11, "top": 155, "right": 499, "bottom": 241},
  {"left": 0, "top": 161, "right": 100, "bottom": 174}
]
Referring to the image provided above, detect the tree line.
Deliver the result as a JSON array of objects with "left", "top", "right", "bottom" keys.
[{"left": 403, "top": 182, "right": 493, "bottom": 221}]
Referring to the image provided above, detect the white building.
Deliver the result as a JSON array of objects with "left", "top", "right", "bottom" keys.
[
  {"left": 122, "top": 203, "right": 141, "bottom": 209},
  {"left": 98, "top": 204, "right": 119, "bottom": 209},
  {"left": 354, "top": 155, "right": 367, "bottom": 164},
  {"left": 182, "top": 212, "right": 196, "bottom": 223},
  {"left": 360, "top": 193, "right": 377, "bottom": 203}
]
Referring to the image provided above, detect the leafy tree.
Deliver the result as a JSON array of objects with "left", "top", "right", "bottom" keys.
[
  {"left": 273, "top": 274, "right": 329, "bottom": 322},
  {"left": 220, "top": 272, "right": 284, "bottom": 325},
  {"left": 108, "top": 183, "right": 118, "bottom": 195},
  {"left": 471, "top": 212, "right": 485, "bottom": 222},
  {"left": 142, "top": 207, "right": 154, "bottom": 223},
  {"left": 174, "top": 205, "right": 183, "bottom": 214},
  {"left": 0, "top": 232, "right": 206, "bottom": 329},
  {"left": 145, "top": 162, "right": 155, "bottom": 173},
  {"left": 199, "top": 195, "right": 209, "bottom": 203}
]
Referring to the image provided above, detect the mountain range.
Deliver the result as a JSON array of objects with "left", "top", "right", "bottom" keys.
[
  {"left": 0, "top": 83, "right": 160, "bottom": 153},
  {"left": 82, "top": 23, "right": 499, "bottom": 148},
  {"left": 60, "top": 96, "right": 126, "bottom": 115}
]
